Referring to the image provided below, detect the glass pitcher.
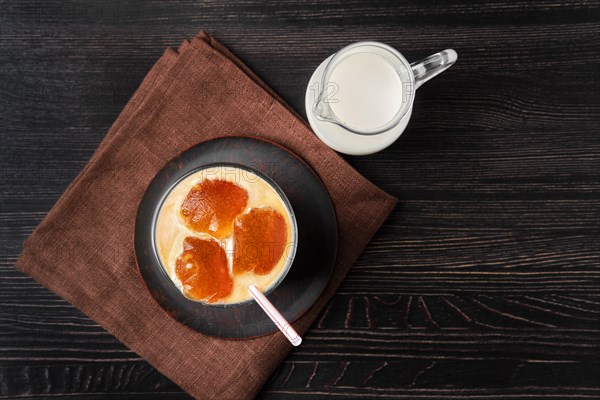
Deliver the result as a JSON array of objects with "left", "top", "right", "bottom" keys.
[{"left": 312, "top": 41, "right": 457, "bottom": 136}]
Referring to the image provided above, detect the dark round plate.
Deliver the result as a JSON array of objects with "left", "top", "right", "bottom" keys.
[{"left": 134, "top": 136, "right": 338, "bottom": 339}]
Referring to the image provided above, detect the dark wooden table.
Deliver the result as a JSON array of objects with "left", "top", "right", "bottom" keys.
[{"left": 1, "top": 1, "right": 599, "bottom": 399}]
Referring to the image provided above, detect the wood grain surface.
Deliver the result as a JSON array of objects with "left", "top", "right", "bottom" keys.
[{"left": 1, "top": 0, "right": 599, "bottom": 399}]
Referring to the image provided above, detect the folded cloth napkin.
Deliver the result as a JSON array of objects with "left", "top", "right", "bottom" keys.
[{"left": 15, "top": 31, "right": 396, "bottom": 399}]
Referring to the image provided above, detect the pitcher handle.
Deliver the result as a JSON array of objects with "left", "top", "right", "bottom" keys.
[{"left": 410, "top": 49, "right": 457, "bottom": 89}]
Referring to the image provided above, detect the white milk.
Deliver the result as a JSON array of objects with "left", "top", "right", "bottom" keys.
[{"left": 328, "top": 52, "right": 403, "bottom": 131}]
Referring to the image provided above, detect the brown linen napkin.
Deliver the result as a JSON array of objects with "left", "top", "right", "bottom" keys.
[{"left": 15, "top": 31, "right": 397, "bottom": 400}]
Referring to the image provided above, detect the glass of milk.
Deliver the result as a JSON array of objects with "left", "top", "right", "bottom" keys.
[{"left": 312, "top": 41, "right": 457, "bottom": 137}]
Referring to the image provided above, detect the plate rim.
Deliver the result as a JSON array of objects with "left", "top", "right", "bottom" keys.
[{"left": 134, "top": 135, "right": 338, "bottom": 339}]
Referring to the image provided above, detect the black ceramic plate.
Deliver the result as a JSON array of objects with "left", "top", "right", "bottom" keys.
[{"left": 134, "top": 136, "right": 338, "bottom": 339}]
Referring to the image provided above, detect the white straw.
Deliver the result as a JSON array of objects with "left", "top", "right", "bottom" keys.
[{"left": 248, "top": 285, "right": 302, "bottom": 346}]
